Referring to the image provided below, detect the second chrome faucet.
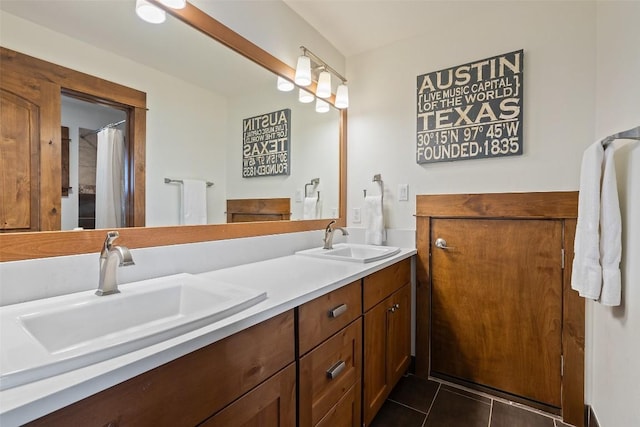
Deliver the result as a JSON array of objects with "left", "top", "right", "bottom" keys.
[
  {"left": 96, "top": 231, "right": 135, "bottom": 296},
  {"left": 323, "top": 220, "right": 349, "bottom": 250}
]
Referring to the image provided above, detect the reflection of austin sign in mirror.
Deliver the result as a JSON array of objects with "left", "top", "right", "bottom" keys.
[
  {"left": 416, "top": 50, "right": 524, "bottom": 164},
  {"left": 242, "top": 109, "right": 291, "bottom": 177}
]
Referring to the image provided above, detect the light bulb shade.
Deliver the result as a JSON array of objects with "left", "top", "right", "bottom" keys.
[
  {"left": 136, "top": 0, "right": 166, "bottom": 23},
  {"left": 157, "top": 0, "right": 186, "bottom": 8},
  {"left": 277, "top": 76, "right": 294, "bottom": 92},
  {"left": 315, "top": 98, "right": 330, "bottom": 113},
  {"left": 299, "top": 88, "right": 314, "bottom": 103},
  {"left": 316, "top": 71, "right": 332, "bottom": 99},
  {"left": 335, "top": 84, "right": 349, "bottom": 109},
  {"left": 295, "top": 55, "right": 312, "bottom": 86}
]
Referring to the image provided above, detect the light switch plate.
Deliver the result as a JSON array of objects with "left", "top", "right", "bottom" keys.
[
  {"left": 295, "top": 190, "right": 303, "bottom": 202},
  {"left": 353, "top": 207, "right": 361, "bottom": 223},
  {"left": 398, "top": 184, "right": 409, "bottom": 201}
]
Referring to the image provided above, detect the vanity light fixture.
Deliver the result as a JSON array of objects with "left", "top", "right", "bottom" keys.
[
  {"left": 135, "top": 0, "right": 166, "bottom": 23},
  {"left": 316, "top": 69, "right": 332, "bottom": 99},
  {"left": 277, "top": 76, "right": 295, "bottom": 92},
  {"left": 315, "top": 98, "right": 330, "bottom": 113},
  {"left": 299, "top": 88, "right": 315, "bottom": 103},
  {"left": 157, "top": 0, "right": 186, "bottom": 8},
  {"left": 335, "top": 83, "right": 349, "bottom": 109},
  {"left": 291, "top": 46, "right": 349, "bottom": 109}
]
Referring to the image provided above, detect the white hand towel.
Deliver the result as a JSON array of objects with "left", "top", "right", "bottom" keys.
[
  {"left": 181, "top": 179, "right": 207, "bottom": 225},
  {"left": 303, "top": 197, "right": 318, "bottom": 219},
  {"left": 571, "top": 141, "right": 622, "bottom": 306},
  {"left": 364, "top": 195, "right": 385, "bottom": 245},
  {"left": 599, "top": 145, "right": 621, "bottom": 306}
]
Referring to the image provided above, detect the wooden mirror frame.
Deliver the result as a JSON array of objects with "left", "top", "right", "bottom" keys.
[{"left": 0, "top": 1, "right": 347, "bottom": 262}]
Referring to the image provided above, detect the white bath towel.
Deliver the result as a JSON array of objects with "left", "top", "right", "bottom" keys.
[
  {"left": 599, "top": 145, "right": 621, "bottom": 305},
  {"left": 571, "top": 141, "right": 621, "bottom": 306},
  {"left": 303, "top": 196, "right": 320, "bottom": 219},
  {"left": 364, "top": 195, "right": 385, "bottom": 245},
  {"left": 181, "top": 179, "right": 207, "bottom": 225}
]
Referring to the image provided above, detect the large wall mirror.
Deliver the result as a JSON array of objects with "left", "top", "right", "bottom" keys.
[{"left": 0, "top": 0, "right": 346, "bottom": 261}]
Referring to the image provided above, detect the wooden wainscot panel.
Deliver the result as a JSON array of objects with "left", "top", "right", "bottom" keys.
[
  {"left": 416, "top": 192, "right": 578, "bottom": 219},
  {"left": 27, "top": 310, "right": 295, "bottom": 426}
]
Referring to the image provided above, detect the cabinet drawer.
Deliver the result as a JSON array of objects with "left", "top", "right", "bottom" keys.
[
  {"left": 298, "top": 280, "right": 361, "bottom": 355},
  {"left": 315, "top": 381, "right": 361, "bottom": 427},
  {"left": 299, "top": 318, "right": 362, "bottom": 427},
  {"left": 363, "top": 258, "right": 411, "bottom": 311}
]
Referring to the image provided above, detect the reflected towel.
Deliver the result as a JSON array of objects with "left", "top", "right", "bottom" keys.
[
  {"left": 181, "top": 179, "right": 207, "bottom": 225},
  {"left": 571, "top": 141, "right": 621, "bottom": 306},
  {"left": 364, "top": 195, "right": 385, "bottom": 245},
  {"left": 303, "top": 196, "right": 319, "bottom": 219}
]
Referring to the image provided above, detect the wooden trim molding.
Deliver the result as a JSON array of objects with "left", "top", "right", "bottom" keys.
[
  {"left": 416, "top": 191, "right": 578, "bottom": 218},
  {"left": 415, "top": 192, "right": 584, "bottom": 427}
]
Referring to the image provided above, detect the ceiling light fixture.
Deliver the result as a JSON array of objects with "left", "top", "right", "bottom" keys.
[{"left": 135, "top": 0, "right": 166, "bottom": 24}]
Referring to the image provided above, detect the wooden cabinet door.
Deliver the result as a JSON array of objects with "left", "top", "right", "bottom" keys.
[
  {"left": 363, "top": 296, "right": 389, "bottom": 425},
  {"left": 200, "top": 363, "right": 296, "bottom": 427},
  {"left": 363, "top": 284, "right": 412, "bottom": 425},
  {"left": 431, "top": 218, "right": 563, "bottom": 408},
  {"left": 315, "top": 381, "right": 361, "bottom": 427},
  {"left": 387, "top": 283, "right": 411, "bottom": 387},
  {"left": 0, "top": 70, "right": 61, "bottom": 231}
]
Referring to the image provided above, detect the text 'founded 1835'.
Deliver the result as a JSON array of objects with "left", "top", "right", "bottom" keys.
[
  {"left": 243, "top": 108, "right": 291, "bottom": 177},
  {"left": 416, "top": 50, "right": 523, "bottom": 164}
]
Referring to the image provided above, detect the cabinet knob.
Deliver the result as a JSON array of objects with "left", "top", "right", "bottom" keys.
[
  {"left": 326, "top": 360, "right": 346, "bottom": 379},
  {"left": 328, "top": 304, "right": 347, "bottom": 318}
]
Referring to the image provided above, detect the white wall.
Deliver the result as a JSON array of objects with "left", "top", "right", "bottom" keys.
[
  {"left": 346, "top": 1, "right": 596, "bottom": 230},
  {"left": 589, "top": 2, "right": 640, "bottom": 426}
]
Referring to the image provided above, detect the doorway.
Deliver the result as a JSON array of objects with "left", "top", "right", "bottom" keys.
[{"left": 61, "top": 95, "right": 128, "bottom": 230}]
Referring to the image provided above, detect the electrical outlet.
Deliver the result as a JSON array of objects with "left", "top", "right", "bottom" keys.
[
  {"left": 398, "top": 184, "right": 409, "bottom": 201},
  {"left": 353, "top": 207, "right": 361, "bottom": 223}
]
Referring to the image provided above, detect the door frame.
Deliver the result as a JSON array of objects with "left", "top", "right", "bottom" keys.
[{"left": 414, "top": 192, "right": 584, "bottom": 427}]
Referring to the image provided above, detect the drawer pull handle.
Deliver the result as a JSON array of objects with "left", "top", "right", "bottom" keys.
[
  {"left": 328, "top": 304, "right": 347, "bottom": 318},
  {"left": 326, "top": 360, "right": 346, "bottom": 379}
]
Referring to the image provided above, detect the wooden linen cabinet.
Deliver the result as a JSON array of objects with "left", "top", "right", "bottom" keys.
[{"left": 414, "top": 192, "right": 585, "bottom": 427}]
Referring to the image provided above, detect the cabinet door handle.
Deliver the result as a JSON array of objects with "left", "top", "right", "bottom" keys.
[
  {"left": 328, "top": 304, "right": 347, "bottom": 318},
  {"left": 387, "top": 303, "right": 400, "bottom": 313},
  {"left": 326, "top": 360, "right": 346, "bottom": 379}
]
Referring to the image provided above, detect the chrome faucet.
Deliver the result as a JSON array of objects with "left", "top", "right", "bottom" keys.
[
  {"left": 323, "top": 220, "right": 349, "bottom": 250},
  {"left": 96, "top": 231, "right": 135, "bottom": 296}
]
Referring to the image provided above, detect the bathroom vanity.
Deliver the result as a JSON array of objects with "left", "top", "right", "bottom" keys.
[{"left": 2, "top": 250, "right": 414, "bottom": 426}]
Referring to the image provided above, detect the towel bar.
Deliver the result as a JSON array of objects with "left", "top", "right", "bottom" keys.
[
  {"left": 164, "top": 178, "right": 214, "bottom": 187},
  {"left": 601, "top": 125, "right": 640, "bottom": 147}
]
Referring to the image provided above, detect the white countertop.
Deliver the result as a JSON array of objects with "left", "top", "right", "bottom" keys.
[{"left": 0, "top": 249, "right": 415, "bottom": 426}]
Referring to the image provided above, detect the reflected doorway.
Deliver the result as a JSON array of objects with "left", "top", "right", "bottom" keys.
[{"left": 61, "top": 95, "right": 127, "bottom": 230}]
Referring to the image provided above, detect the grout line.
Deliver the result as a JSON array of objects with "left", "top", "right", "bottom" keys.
[
  {"left": 428, "top": 376, "right": 563, "bottom": 422},
  {"left": 386, "top": 398, "right": 428, "bottom": 415},
  {"left": 421, "top": 382, "right": 441, "bottom": 427},
  {"left": 488, "top": 399, "right": 494, "bottom": 427}
]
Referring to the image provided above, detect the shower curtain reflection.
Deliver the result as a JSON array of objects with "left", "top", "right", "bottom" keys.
[{"left": 95, "top": 127, "right": 125, "bottom": 228}]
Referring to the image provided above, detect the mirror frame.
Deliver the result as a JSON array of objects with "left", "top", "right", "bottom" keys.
[{"left": 0, "top": 1, "right": 346, "bottom": 262}]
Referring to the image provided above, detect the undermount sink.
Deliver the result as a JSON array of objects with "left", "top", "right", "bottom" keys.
[
  {"left": 0, "top": 273, "right": 266, "bottom": 390},
  {"left": 296, "top": 243, "right": 401, "bottom": 263}
]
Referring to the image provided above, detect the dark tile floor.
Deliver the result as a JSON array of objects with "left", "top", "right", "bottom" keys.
[{"left": 370, "top": 375, "right": 575, "bottom": 427}]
